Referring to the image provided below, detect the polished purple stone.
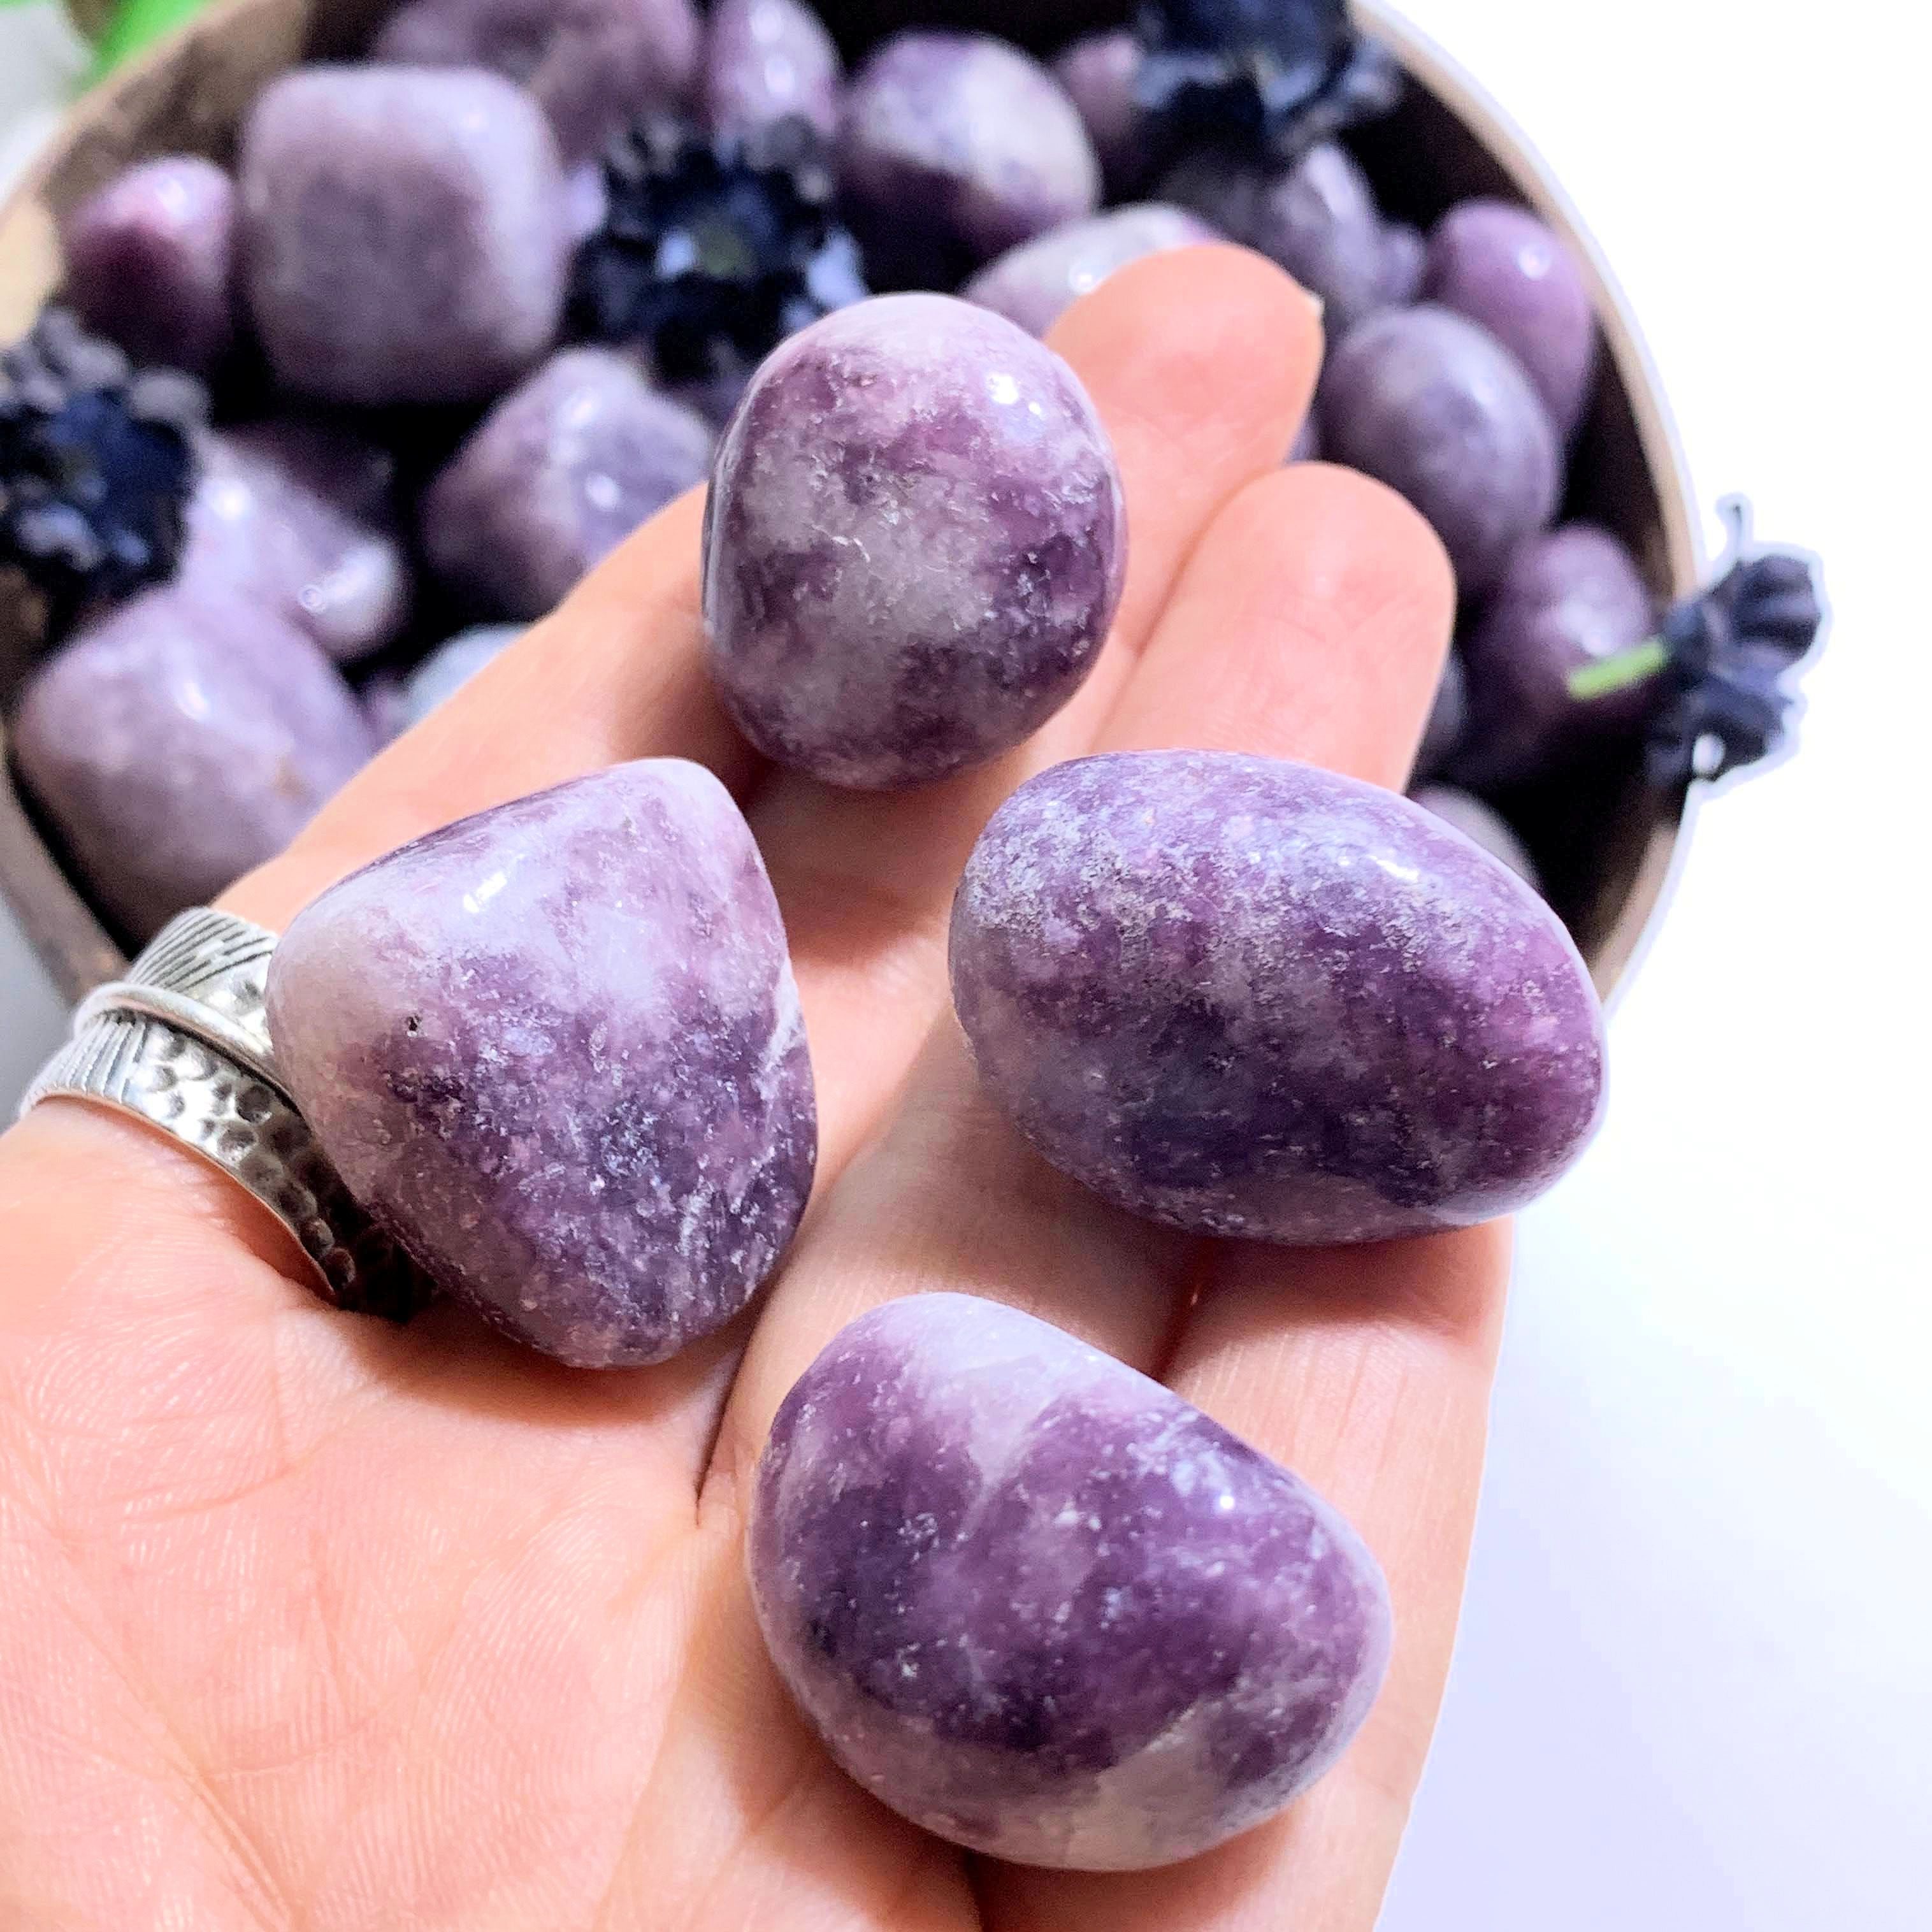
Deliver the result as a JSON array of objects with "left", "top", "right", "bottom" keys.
[
  {"left": 59, "top": 155, "right": 236, "bottom": 375},
  {"left": 181, "top": 421, "right": 410, "bottom": 664},
  {"left": 11, "top": 589, "right": 374, "bottom": 941},
  {"left": 1379, "top": 220, "right": 1426, "bottom": 308},
  {"left": 399, "top": 624, "right": 524, "bottom": 728},
  {"left": 373, "top": 0, "right": 700, "bottom": 163},
  {"left": 1318, "top": 304, "right": 1560, "bottom": 598},
  {"left": 1051, "top": 30, "right": 1144, "bottom": 198},
  {"left": 1424, "top": 198, "right": 1598, "bottom": 438},
  {"left": 1457, "top": 523, "right": 1657, "bottom": 788},
  {"left": 422, "top": 347, "right": 712, "bottom": 619},
  {"left": 266, "top": 761, "right": 816, "bottom": 1367},
  {"left": 702, "top": 293, "right": 1125, "bottom": 789},
  {"left": 962, "top": 205, "right": 1216, "bottom": 338},
  {"left": 748, "top": 1292, "right": 1392, "bottom": 1870},
  {"left": 950, "top": 750, "right": 1606, "bottom": 1244},
  {"left": 1409, "top": 783, "right": 1540, "bottom": 890},
  {"left": 703, "top": 0, "right": 842, "bottom": 141},
  {"left": 238, "top": 66, "right": 568, "bottom": 406},
  {"left": 838, "top": 32, "right": 1100, "bottom": 287}
]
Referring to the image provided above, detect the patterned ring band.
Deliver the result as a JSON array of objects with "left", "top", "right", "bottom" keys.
[{"left": 18, "top": 908, "right": 428, "bottom": 1320}]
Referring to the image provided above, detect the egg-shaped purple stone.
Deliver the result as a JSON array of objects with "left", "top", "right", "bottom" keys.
[
  {"left": 951, "top": 750, "right": 1606, "bottom": 1244},
  {"left": 59, "top": 155, "right": 236, "bottom": 376},
  {"left": 11, "top": 590, "right": 375, "bottom": 941},
  {"left": 838, "top": 32, "right": 1100, "bottom": 287},
  {"left": 1051, "top": 29, "right": 1145, "bottom": 198},
  {"left": 266, "top": 760, "right": 816, "bottom": 1367},
  {"left": 703, "top": 0, "right": 842, "bottom": 141},
  {"left": 749, "top": 1292, "right": 1392, "bottom": 1870},
  {"left": 962, "top": 204, "right": 1216, "bottom": 338},
  {"left": 421, "top": 347, "right": 713, "bottom": 619},
  {"left": 702, "top": 294, "right": 1125, "bottom": 789}
]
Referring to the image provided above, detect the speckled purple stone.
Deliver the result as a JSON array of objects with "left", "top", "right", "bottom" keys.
[
  {"left": 238, "top": 66, "right": 568, "bottom": 407},
  {"left": 1424, "top": 199, "right": 1598, "bottom": 438},
  {"left": 422, "top": 347, "right": 712, "bottom": 620},
  {"left": 703, "top": 0, "right": 842, "bottom": 141},
  {"left": 59, "top": 155, "right": 235, "bottom": 375},
  {"left": 951, "top": 751, "right": 1606, "bottom": 1244},
  {"left": 266, "top": 761, "right": 816, "bottom": 1367},
  {"left": 1051, "top": 31, "right": 1144, "bottom": 198},
  {"left": 1410, "top": 783, "right": 1540, "bottom": 890},
  {"left": 962, "top": 204, "right": 1216, "bottom": 338},
  {"left": 11, "top": 590, "right": 374, "bottom": 941},
  {"left": 372, "top": 0, "right": 700, "bottom": 163},
  {"left": 1318, "top": 304, "right": 1561, "bottom": 598},
  {"left": 181, "top": 421, "right": 410, "bottom": 663},
  {"left": 702, "top": 294, "right": 1125, "bottom": 789},
  {"left": 748, "top": 1292, "right": 1392, "bottom": 1870},
  {"left": 838, "top": 32, "right": 1100, "bottom": 287},
  {"left": 1455, "top": 523, "right": 1657, "bottom": 788}
]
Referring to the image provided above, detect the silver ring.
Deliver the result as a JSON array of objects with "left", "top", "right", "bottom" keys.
[{"left": 18, "top": 909, "right": 430, "bottom": 1320}]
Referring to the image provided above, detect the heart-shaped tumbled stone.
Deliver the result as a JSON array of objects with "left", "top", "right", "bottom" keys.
[{"left": 266, "top": 760, "right": 816, "bottom": 1366}]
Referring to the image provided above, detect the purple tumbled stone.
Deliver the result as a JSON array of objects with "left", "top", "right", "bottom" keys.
[
  {"left": 59, "top": 155, "right": 236, "bottom": 375},
  {"left": 1378, "top": 220, "right": 1426, "bottom": 308},
  {"left": 702, "top": 293, "right": 1125, "bottom": 789},
  {"left": 265, "top": 761, "right": 816, "bottom": 1367},
  {"left": 372, "top": 0, "right": 700, "bottom": 163},
  {"left": 238, "top": 66, "right": 569, "bottom": 407},
  {"left": 951, "top": 750, "right": 1606, "bottom": 1244},
  {"left": 1409, "top": 783, "right": 1541, "bottom": 890},
  {"left": 748, "top": 1292, "right": 1392, "bottom": 1870},
  {"left": 1457, "top": 523, "right": 1657, "bottom": 789},
  {"left": 838, "top": 32, "right": 1100, "bottom": 287},
  {"left": 11, "top": 590, "right": 375, "bottom": 941},
  {"left": 703, "top": 0, "right": 842, "bottom": 141},
  {"left": 1424, "top": 198, "right": 1598, "bottom": 438},
  {"left": 1318, "top": 305, "right": 1561, "bottom": 598},
  {"left": 422, "top": 347, "right": 712, "bottom": 619},
  {"left": 961, "top": 204, "right": 1216, "bottom": 338},
  {"left": 1051, "top": 30, "right": 1145, "bottom": 198},
  {"left": 1287, "top": 415, "right": 1322, "bottom": 463},
  {"left": 399, "top": 624, "right": 524, "bottom": 728},
  {"left": 181, "top": 421, "right": 410, "bottom": 663},
  {"left": 1412, "top": 647, "right": 1467, "bottom": 779}
]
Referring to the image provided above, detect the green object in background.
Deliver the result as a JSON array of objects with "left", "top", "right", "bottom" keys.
[{"left": 82, "top": 0, "right": 210, "bottom": 83}]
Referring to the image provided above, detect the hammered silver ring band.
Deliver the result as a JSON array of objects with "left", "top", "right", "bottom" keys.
[{"left": 18, "top": 908, "right": 425, "bottom": 1318}]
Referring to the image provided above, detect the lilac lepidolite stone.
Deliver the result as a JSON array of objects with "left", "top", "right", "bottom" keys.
[
  {"left": 59, "top": 155, "right": 236, "bottom": 375},
  {"left": 748, "top": 1293, "right": 1392, "bottom": 1870},
  {"left": 703, "top": 0, "right": 843, "bottom": 141},
  {"left": 422, "top": 347, "right": 713, "bottom": 619},
  {"left": 266, "top": 761, "right": 816, "bottom": 1367},
  {"left": 238, "top": 66, "right": 568, "bottom": 407},
  {"left": 702, "top": 294, "right": 1125, "bottom": 789},
  {"left": 838, "top": 33, "right": 1100, "bottom": 287},
  {"left": 1052, "top": 31, "right": 1145, "bottom": 198},
  {"left": 951, "top": 751, "right": 1606, "bottom": 1244},
  {"left": 962, "top": 205, "right": 1217, "bottom": 338}
]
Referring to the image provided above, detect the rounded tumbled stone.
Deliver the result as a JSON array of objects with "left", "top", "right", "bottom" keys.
[
  {"left": 703, "top": 0, "right": 842, "bottom": 141},
  {"left": 748, "top": 1292, "right": 1392, "bottom": 1870},
  {"left": 962, "top": 205, "right": 1217, "bottom": 338},
  {"left": 266, "top": 761, "right": 817, "bottom": 1367},
  {"left": 702, "top": 293, "right": 1125, "bottom": 789}
]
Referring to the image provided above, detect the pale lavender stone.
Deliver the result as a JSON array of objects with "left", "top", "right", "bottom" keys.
[
  {"left": 951, "top": 750, "right": 1606, "bottom": 1244},
  {"left": 1424, "top": 198, "right": 1598, "bottom": 438},
  {"left": 180, "top": 421, "right": 410, "bottom": 663},
  {"left": 961, "top": 204, "right": 1217, "bottom": 338},
  {"left": 11, "top": 589, "right": 374, "bottom": 941},
  {"left": 1051, "top": 30, "right": 1144, "bottom": 198},
  {"left": 1379, "top": 220, "right": 1426, "bottom": 307},
  {"left": 565, "top": 162, "right": 610, "bottom": 242},
  {"left": 1456, "top": 523, "right": 1657, "bottom": 788},
  {"left": 838, "top": 33, "right": 1100, "bottom": 287},
  {"left": 748, "top": 1292, "right": 1392, "bottom": 1871},
  {"left": 372, "top": 0, "right": 700, "bottom": 163},
  {"left": 703, "top": 0, "right": 842, "bottom": 141},
  {"left": 1409, "top": 783, "right": 1540, "bottom": 890},
  {"left": 401, "top": 624, "right": 524, "bottom": 727},
  {"left": 266, "top": 760, "right": 816, "bottom": 1368},
  {"left": 702, "top": 293, "right": 1125, "bottom": 789},
  {"left": 422, "top": 347, "right": 712, "bottom": 619},
  {"left": 238, "top": 66, "right": 569, "bottom": 407},
  {"left": 1318, "top": 304, "right": 1560, "bottom": 598},
  {"left": 59, "top": 155, "right": 236, "bottom": 375}
]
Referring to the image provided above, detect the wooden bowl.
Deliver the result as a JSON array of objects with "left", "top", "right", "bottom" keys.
[{"left": 0, "top": 0, "right": 1700, "bottom": 1006}]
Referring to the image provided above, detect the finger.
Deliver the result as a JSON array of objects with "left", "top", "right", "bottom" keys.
[
  {"left": 712, "top": 461, "right": 1457, "bottom": 1503},
  {"left": 744, "top": 245, "right": 1325, "bottom": 1172}
]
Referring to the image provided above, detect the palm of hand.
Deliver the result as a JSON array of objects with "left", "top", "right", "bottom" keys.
[{"left": 0, "top": 250, "right": 1506, "bottom": 1932}]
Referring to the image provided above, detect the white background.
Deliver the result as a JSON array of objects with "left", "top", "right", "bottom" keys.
[{"left": 3, "top": 1, "right": 1929, "bottom": 1922}]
